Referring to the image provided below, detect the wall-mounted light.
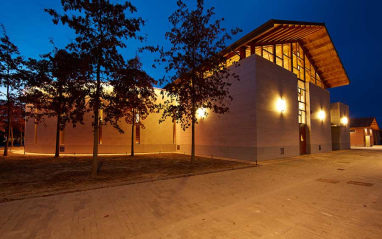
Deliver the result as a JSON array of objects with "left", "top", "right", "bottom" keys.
[
  {"left": 340, "top": 117, "right": 348, "bottom": 125},
  {"left": 370, "top": 129, "right": 373, "bottom": 135},
  {"left": 318, "top": 110, "right": 325, "bottom": 120},
  {"left": 196, "top": 108, "right": 206, "bottom": 119},
  {"left": 277, "top": 99, "right": 286, "bottom": 112}
]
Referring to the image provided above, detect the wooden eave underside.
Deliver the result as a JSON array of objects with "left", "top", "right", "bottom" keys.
[{"left": 225, "top": 20, "right": 350, "bottom": 89}]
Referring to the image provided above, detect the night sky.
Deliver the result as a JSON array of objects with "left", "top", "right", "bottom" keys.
[{"left": 1, "top": 0, "right": 381, "bottom": 124}]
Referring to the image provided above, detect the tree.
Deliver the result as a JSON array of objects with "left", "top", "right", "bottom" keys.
[
  {"left": 46, "top": 0, "right": 145, "bottom": 176},
  {"left": 25, "top": 48, "right": 89, "bottom": 157},
  {"left": 10, "top": 102, "right": 25, "bottom": 147},
  {"left": 104, "top": 56, "right": 157, "bottom": 157},
  {"left": 157, "top": 0, "right": 241, "bottom": 164},
  {"left": 0, "top": 24, "right": 25, "bottom": 156}
]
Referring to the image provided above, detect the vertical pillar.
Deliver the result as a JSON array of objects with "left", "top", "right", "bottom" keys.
[
  {"left": 250, "top": 44, "right": 256, "bottom": 56},
  {"left": 239, "top": 46, "right": 246, "bottom": 60},
  {"left": 305, "top": 81, "right": 311, "bottom": 154},
  {"left": 291, "top": 43, "right": 293, "bottom": 72}
]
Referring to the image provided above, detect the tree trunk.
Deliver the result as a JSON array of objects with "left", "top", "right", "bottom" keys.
[
  {"left": 11, "top": 127, "right": 13, "bottom": 149},
  {"left": 131, "top": 109, "right": 135, "bottom": 157},
  {"left": 92, "top": 61, "right": 101, "bottom": 177},
  {"left": 3, "top": 82, "right": 10, "bottom": 156},
  {"left": 191, "top": 105, "right": 196, "bottom": 165},
  {"left": 55, "top": 113, "right": 61, "bottom": 158}
]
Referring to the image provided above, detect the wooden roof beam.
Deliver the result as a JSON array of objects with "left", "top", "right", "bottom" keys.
[
  {"left": 304, "top": 39, "right": 332, "bottom": 50},
  {"left": 258, "top": 27, "right": 295, "bottom": 43},
  {"left": 256, "top": 25, "right": 286, "bottom": 43},
  {"left": 294, "top": 28, "right": 322, "bottom": 40},
  {"left": 302, "top": 29, "right": 328, "bottom": 44},
  {"left": 278, "top": 26, "right": 308, "bottom": 41},
  {"left": 308, "top": 48, "right": 335, "bottom": 59}
]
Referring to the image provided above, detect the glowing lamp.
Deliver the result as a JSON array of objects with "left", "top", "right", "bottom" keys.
[
  {"left": 340, "top": 117, "right": 348, "bottom": 125},
  {"left": 370, "top": 129, "right": 373, "bottom": 135},
  {"left": 196, "top": 108, "right": 206, "bottom": 118},
  {"left": 277, "top": 99, "right": 286, "bottom": 112},
  {"left": 318, "top": 110, "right": 325, "bottom": 120}
]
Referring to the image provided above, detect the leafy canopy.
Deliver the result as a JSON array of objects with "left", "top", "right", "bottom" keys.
[{"left": 158, "top": 0, "right": 241, "bottom": 130}]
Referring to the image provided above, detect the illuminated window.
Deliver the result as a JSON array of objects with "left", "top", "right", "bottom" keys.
[
  {"left": 262, "top": 45, "right": 274, "bottom": 62},
  {"left": 255, "top": 46, "right": 262, "bottom": 56},
  {"left": 283, "top": 43, "right": 291, "bottom": 71},
  {"left": 298, "top": 84, "right": 306, "bottom": 124},
  {"left": 246, "top": 42, "right": 324, "bottom": 88},
  {"left": 275, "top": 44, "right": 283, "bottom": 67}
]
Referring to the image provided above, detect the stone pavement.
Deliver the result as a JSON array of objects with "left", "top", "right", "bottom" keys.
[{"left": 0, "top": 149, "right": 382, "bottom": 239}]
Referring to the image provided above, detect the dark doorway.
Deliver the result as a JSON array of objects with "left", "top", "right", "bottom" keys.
[{"left": 300, "top": 124, "right": 306, "bottom": 155}]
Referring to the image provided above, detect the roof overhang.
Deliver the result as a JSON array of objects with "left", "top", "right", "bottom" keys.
[{"left": 224, "top": 19, "right": 350, "bottom": 89}]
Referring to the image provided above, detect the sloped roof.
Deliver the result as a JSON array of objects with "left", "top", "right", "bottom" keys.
[
  {"left": 350, "top": 117, "right": 379, "bottom": 130},
  {"left": 224, "top": 19, "right": 350, "bottom": 89}
]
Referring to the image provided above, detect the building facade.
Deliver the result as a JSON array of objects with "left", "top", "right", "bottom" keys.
[
  {"left": 25, "top": 19, "right": 351, "bottom": 161},
  {"left": 350, "top": 117, "right": 380, "bottom": 147},
  {"left": 330, "top": 102, "right": 350, "bottom": 150}
]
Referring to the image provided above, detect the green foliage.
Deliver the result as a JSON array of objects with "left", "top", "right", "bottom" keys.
[
  {"left": 157, "top": 0, "right": 241, "bottom": 130},
  {"left": 104, "top": 56, "right": 157, "bottom": 134},
  {"left": 0, "top": 24, "right": 26, "bottom": 156},
  {"left": 45, "top": 0, "right": 148, "bottom": 173},
  {"left": 25, "top": 47, "right": 89, "bottom": 130}
]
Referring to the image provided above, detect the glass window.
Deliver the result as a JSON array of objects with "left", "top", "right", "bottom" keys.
[
  {"left": 255, "top": 46, "right": 262, "bottom": 56},
  {"left": 283, "top": 43, "right": 291, "bottom": 71},
  {"left": 276, "top": 44, "right": 283, "bottom": 67},
  {"left": 262, "top": 45, "right": 274, "bottom": 62},
  {"left": 246, "top": 48, "right": 251, "bottom": 58}
]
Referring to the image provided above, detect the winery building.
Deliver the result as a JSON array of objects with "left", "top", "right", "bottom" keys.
[
  {"left": 350, "top": 117, "right": 380, "bottom": 147},
  {"left": 25, "top": 19, "right": 351, "bottom": 161}
]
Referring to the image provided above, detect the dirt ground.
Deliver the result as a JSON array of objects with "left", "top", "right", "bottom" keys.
[{"left": 0, "top": 148, "right": 252, "bottom": 202}]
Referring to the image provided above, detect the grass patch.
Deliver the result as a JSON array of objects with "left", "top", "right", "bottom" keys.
[{"left": 0, "top": 149, "right": 252, "bottom": 202}]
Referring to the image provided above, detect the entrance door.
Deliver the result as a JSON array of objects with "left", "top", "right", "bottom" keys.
[
  {"left": 365, "top": 135, "right": 371, "bottom": 147},
  {"left": 300, "top": 124, "right": 306, "bottom": 154}
]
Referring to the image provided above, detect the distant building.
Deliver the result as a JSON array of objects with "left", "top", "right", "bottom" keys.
[
  {"left": 350, "top": 117, "right": 380, "bottom": 147},
  {"left": 330, "top": 102, "right": 350, "bottom": 150},
  {"left": 25, "top": 19, "right": 351, "bottom": 161}
]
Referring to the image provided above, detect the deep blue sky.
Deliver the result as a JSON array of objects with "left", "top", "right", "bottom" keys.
[{"left": 1, "top": 0, "right": 381, "bottom": 124}]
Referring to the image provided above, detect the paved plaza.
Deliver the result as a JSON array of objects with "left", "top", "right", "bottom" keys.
[{"left": 0, "top": 149, "right": 381, "bottom": 238}]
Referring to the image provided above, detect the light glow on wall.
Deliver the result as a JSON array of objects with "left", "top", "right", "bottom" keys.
[
  {"left": 340, "top": 117, "right": 348, "bottom": 125},
  {"left": 277, "top": 99, "right": 286, "bottom": 112},
  {"left": 370, "top": 129, "right": 373, "bottom": 135},
  {"left": 196, "top": 108, "right": 206, "bottom": 119},
  {"left": 318, "top": 110, "right": 325, "bottom": 120}
]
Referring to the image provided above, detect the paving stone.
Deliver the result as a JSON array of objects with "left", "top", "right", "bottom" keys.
[{"left": 1, "top": 149, "right": 382, "bottom": 238}]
